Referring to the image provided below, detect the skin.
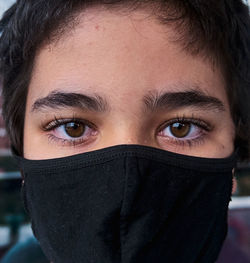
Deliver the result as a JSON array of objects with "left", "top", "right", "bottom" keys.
[{"left": 23, "top": 7, "right": 235, "bottom": 160}]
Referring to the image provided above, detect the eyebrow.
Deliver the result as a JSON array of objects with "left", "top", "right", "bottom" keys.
[
  {"left": 143, "top": 89, "right": 226, "bottom": 112},
  {"left": 31, "top": 91, "right": 109, "bottom": 112},
  {"left": 31, "top": 89, "right": 226, "bottom": 114}
]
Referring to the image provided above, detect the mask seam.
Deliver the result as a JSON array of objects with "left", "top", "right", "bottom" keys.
[{"left": 120, "top": 155, "right": 129, "bottom": 263}]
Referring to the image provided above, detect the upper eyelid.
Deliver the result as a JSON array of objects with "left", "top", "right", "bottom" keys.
[{"left": 43, "top": 118, "right": 96, "bottom": 131}]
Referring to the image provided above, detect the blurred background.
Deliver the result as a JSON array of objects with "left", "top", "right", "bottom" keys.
[{"left": 0, "top": 0, "right": 249, "bottom": 262}]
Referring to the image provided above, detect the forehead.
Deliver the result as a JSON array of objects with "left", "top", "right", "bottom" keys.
[{"left": 28, "top": 7, "right": 229, "bottom": 108}]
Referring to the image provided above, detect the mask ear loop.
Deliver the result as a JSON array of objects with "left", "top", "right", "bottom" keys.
[
  {"left": 13, "top": 152, "right": 25, "bottom": 185},
  {"left": 20, "top": 169, "right": 31, "bottom": 215},
  {"left": 231, "top": 168, "right": 238, "bottom": 195},
  {"left": 20, "top": 168, "right": 25, "bottom": 186}
]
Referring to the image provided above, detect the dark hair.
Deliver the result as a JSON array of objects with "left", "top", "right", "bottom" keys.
[{"left": 0, "top": 0, "right": 249, "bottom": 160}]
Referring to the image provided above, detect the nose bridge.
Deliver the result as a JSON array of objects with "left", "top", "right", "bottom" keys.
[
  {"left": 105, "top": 125, "right": 146, "bottom": 146},
  {"left": 99, "top": 101, "right": 153, "bottom": 147}
]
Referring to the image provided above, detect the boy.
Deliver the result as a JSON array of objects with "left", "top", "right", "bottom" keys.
[{"left": 0, "top": 0, "right": 249, "bottom": 262}]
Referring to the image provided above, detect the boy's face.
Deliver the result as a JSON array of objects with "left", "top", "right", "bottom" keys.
[{"left": 23, "top": 8, "right": 235, "bottom": 160}]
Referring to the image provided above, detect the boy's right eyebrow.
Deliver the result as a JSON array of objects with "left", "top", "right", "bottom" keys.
[{"left": 31, "top": 91, "right": 109, "bottom": 113}]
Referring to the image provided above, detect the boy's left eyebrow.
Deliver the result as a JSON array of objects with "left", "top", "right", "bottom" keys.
[{"left": 143, "top": 89, "right": 226, "bottom": 112}]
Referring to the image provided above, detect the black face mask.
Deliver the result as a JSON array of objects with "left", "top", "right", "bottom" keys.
[{"left": 16, "top": 145, "right": 236, "bottom": 263}]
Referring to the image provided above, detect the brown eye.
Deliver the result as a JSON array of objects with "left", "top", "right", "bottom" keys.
[
  {"left": 64, "top": 122, "right": 86, "bottom": 138},
  {"left": 169, "top": 122, "right": 191, "bottom": 138}
]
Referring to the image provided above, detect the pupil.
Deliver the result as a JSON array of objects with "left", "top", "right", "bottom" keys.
[
  {"left": 65, "top": 122, "right": 85, "bottom": 138},
  {"left": 170, "top": 123, "right": 190, "bottom": 138}
]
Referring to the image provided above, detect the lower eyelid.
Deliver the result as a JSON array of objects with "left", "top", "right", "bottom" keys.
[
  {"left": 157, "top": 132, "right": 207, "bottom": 148},
  {"left": 46, "top": 133, "right": 96, "bottom": 147}
]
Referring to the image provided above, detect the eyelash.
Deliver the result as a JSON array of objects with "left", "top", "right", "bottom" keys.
[{"left": 42, "top": 116, "right": 212, "bottom": 148}]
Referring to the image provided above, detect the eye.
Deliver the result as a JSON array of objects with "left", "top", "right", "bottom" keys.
[
  {"left": 43, "top": 118, "right": 97, "bottom": 146},
  {"left": 158, "top": 118, "right": 211, "bottom": 146}
]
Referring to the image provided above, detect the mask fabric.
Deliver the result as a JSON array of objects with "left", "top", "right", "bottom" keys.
[{"left": 17, "top": 145, "right": 237, "bottom": 263}]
